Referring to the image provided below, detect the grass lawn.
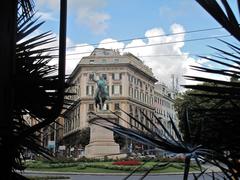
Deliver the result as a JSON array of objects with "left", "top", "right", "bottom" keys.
[{"left": 26, "top": 161, "right": 198, "bottom": 174}]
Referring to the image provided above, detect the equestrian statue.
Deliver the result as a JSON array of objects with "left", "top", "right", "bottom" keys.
[{"left": 92, "top": 74, "right": 109, "bottom": 110}]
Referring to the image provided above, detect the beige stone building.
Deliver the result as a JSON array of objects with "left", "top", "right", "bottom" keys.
[
  {"left": 63, "top": 48, "right": 158, "bottom": 153},
  {"left": 154, "top": 83, "right": 178, "bottom": 139},
  {"left": 42, "top": 117, "right": 64, "bottom": 153}
]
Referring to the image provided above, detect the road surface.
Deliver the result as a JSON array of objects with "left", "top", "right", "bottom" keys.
[{"left": 22, "top": 171, "right": 222, "bottom": 180}]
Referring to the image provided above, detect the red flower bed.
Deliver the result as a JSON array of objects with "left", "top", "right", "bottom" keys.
[{"left": 112, "top": 160, "right": 141, "bottom": 166}]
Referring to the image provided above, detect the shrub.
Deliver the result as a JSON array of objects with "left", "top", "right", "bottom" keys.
[
  {"left": 112, "top": 160, "right": 142, "bottom": 166},
  {"left": 76, "top": 164, "right": 86, "bottom": 170},
  {"left": 49, "top": 163, "right": 79, "bottom": 168}
]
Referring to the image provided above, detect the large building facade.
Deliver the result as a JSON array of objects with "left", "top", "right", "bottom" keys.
[
  {"left": 62, "top": 48, "right": 178, "bottom": 156},
  {"left": 63, "top": 48, "right": 157, "bottom": 153}
]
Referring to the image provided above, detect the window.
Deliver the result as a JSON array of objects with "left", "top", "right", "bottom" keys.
[
  {"left": 140, "top": 109, "right": 144, "bottom": 123},
  {"left": 103, "top": 51, "right": 109, "bottom": 55},
  {"left": 89, "top": 104, "right": 94, "bottom": 111},
  {"left": 150, "top": 97, "right": 153, "bottom": 105},
  {"left": 112, "top": 73, "right": 121, "bottom": 80},
  {"left": 137, "top": 79, "right": 140, "bottom": 86},
  {"left": 112, "top": 85, "right": 122, "bottom": 95},
  {"left": 114, "top": 103, "right": 120, "bottom": 111},
  {"left": 140, "top": 92, "right": 143, "bottom": 101},
  {"left": 89, "top": 73, "right": 94, "bottom": 81},
  {"left": 86, "top": 85, "right": 94, "bottom": 96},
  {"left": 129, "top": 105, "right": 133, "bottom": 115},
  {"left": 114, "top": 59, "right": 119, "bottom": 63},
  {"left": 89, "top": 59, "right": 94, "bottom": 64},
  {"left": 130, "top": 118, "right": 133, "bottom": 128},
  {"left": 102, "top": 59, "right": 107, "bottom": 63},
  {"left": 129, "top": 87, "right": 133, "bottom": 97},
  {"left": 135, "top": 108, "right": 139, "bottom": 119},
  {"left": 134, "top": 89, "right": 137, "bottom": 98},
  {"left": 86, "top": 86, "right": 89, "bottom": 95},
  {"left": 139, "top": 80, "right": 142, "bottom": 88},
  {"left": 134, "top": 77, "right": 137, "bottom": 84},
  {"left": 102, "top": 74, "right": 107, "bottom": 80},
  {"left": 150, "top": 87, "right": 153, "bottom": 93},
  {"left": 50, "top": 129, "right": 54, "bottom": 141}
]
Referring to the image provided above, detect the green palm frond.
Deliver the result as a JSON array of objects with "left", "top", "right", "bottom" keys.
[
  {"left": 0, "top": 1, "right": 69, "bottom": 178},
  {"left": 18, "top": 0, "right": 34, "bottom": 18},
  {"left": 9, "top": 14, "right": 58, "bottom": 173},
  {"left": 179, "top": 0, "right": 240, "bottom": 178},
  {"left": 196, "top": 0, "right": 240, "bottom": 41},
  {"left": 91, "top": 110, "right": 233, "bottom": 179}
]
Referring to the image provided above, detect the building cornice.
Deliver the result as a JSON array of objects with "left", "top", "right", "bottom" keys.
[{"left": 77, "top": 63, "right": 158, "bottom": 83}]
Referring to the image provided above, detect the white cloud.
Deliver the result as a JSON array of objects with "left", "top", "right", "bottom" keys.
[
  {"left": 36, "top": 11, "right": 57, "bottom": 21},
  {"left": 29, "top": 19, "right": 219, "bottom": 89},
  {"left": 64, "top": 23, "right": 210, "bottom": 88},
  {"left": 75, "top": 8, "right": 110, "bottom": 34},
  {"left": 121, "top": 24, "right": 188, "bottom": 88},
  {"left": 69, "top": 0, "right": 110, "bottom": 34},
  {"left": 98, "top": 38, "right": 124, "bottom": 50},
  {"left": 65, "top": 44, "right": 94, "bottom": 75},
  {"left": 183, "top": 56, "right": 228, "bottom": 85},
  {"left": 35, "top": 0, "right": 110, "bottom": 34}
]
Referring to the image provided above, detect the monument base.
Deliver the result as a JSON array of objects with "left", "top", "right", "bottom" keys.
[
  {"left": 85, "top": 111, "right": 120, "bottom": 158},
  {"left": 85, "top": 142, "right": 120, "bottom": 158}
]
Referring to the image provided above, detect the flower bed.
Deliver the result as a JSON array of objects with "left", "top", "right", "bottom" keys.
[{"left": 112, "top": 160, "right": 141, "bottom": 166}]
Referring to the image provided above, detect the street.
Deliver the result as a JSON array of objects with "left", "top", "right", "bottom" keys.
[{"left": 22, "top": 172, "right": 221, "bottom": 180}]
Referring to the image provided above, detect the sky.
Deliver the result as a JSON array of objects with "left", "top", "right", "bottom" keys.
[{"left": 34, "top": 0, "right": 238, "bottom": 89}]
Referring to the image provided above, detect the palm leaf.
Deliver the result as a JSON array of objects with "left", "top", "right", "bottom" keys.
[
  {"left": 196, "top": 0, "right": 240, "bottom": 41},
  {"left": 92, "top": 109, "right": 233, "bottom": 179}
]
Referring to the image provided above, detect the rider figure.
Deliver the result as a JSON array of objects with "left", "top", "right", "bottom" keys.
[{"left": 92, "top": 74, "right": 109, "bottom": 110}]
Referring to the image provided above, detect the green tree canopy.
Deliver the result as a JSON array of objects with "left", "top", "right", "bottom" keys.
[{"left": 175, "top": 82, "right": 240, "bottom": 157}]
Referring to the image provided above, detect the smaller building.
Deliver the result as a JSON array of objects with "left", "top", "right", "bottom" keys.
[
  {"left": 154, "top": 83, "right": 178, "bottom": 139},
  {"left": 42, "top": 117, "right": 65, "bottom": 155}
]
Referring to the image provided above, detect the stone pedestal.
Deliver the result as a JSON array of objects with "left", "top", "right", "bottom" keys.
[{"left": 85, "top": 111, "right": 120, "bottom": 158}]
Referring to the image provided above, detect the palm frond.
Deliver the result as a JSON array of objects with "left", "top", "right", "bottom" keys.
[
  {"left": 196, "top": 0, "right": 240, "bottom": 41},
  {"left": 91, "top": 109, "right": 236, "bottom": 179},
  {"left": 0, "top": 1, "right": 69, "bottom": 178},
  {"left": 18, "top": 0, "right": 34, "bottom": 18}
]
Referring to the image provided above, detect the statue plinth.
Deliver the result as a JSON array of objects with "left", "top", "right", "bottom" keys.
[{"left": 85, "top": 111, "right": 120, "bottom": 158}]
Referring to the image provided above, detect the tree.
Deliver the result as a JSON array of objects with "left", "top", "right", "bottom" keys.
[
  {"left": 77, "top": 127, "right": 90, "bottom": 148},
  {"left": 175, "top": 84, "right": 240, "bottom": 155}
]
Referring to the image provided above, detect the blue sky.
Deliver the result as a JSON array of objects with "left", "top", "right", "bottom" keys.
[{"left": 35, "top": 0, "right": 238, "bottom": 87}]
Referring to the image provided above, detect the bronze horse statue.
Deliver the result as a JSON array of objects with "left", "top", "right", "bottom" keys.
[{"left": 93, "top": 76, "right": 109, "bottom": 110}]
